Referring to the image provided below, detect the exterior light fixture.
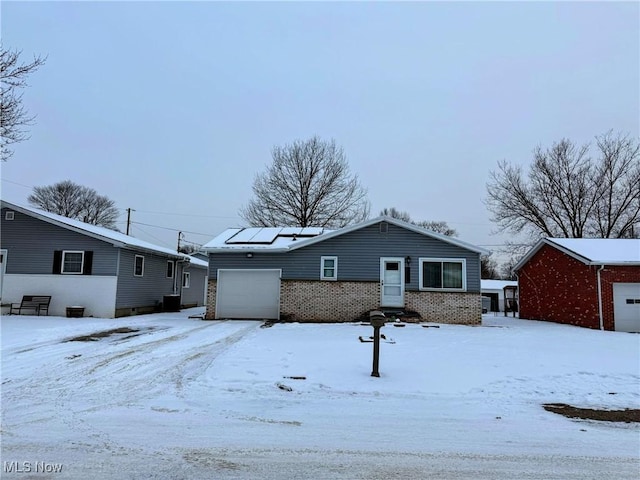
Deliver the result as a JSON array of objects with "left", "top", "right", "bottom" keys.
[{"left": 246, "top": 253, "right": 253, "bottom": 258}]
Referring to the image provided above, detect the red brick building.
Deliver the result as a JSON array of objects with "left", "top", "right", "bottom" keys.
[{"left": 514, "top": 238, "right": 640, "bottom": 332}]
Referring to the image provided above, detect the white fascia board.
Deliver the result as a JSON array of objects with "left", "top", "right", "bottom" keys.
[
  {"left": 2, "top": 200, "right": 189, "bottom": 260},
  {"left": 512, "top": 238, "right": 638, "bottom": 272},
  {"left": 2, "top": 201, "right": 128, "bottom": 249}
]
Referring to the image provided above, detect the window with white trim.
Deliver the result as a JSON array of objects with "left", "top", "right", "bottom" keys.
[
  {"left": 182, "top": 272, "right": 190, "bottom": 288},
  {"left": 134, "top": 255, "right": 144, "bottom": 277},
  {"left": 166, "top": 260, "right": 175, "bottom": 278},
  {"left": 62, "top": 251, "right": 84, "bottom": 274},
  {"left": 320, "top": 256, "right": 338, "bottom": 280},
  {"left": 419, "top": 258, "right": 466, "bottom": 291}
]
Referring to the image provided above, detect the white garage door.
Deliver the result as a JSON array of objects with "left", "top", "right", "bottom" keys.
[
  {"left": 216, "top": 269, "right": 280, "bottom": 319},
  {"left": 613, "top": 283, "right": 640, "bottom": 333}
]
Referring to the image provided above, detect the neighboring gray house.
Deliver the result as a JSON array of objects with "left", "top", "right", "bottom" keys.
[
  {"left": 0, "top": 200, "right": 207, "bottom": 318},
  {"left": 203, "top": 216, "right": 490, "bottom": 324}
]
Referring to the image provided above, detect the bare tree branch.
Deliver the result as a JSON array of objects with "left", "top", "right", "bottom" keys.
[
  {"left": 486, "top": 132, "right": 640, "bottom": 240},
  {"left": 1, "top": 47, "right": 46, "bottom": 161},
  {"left": 240, "top": 137, "right": 370, "bottom": 228},
  {"left": 379, "top": 207, "right": 458, "bottom": 237}
]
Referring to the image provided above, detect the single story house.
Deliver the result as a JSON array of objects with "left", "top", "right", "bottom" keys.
[
  {"left": 514, "top": 237, "right": 640, "bottom": 332},
  {"left": 1, "top": 200, "right": 207, "bottom": 318},
  {"left": 203, "top": 216, "right": 490, "bottom": 324},
  {"left": 481, "top": 279, "right": 518, "bottom": 313}
]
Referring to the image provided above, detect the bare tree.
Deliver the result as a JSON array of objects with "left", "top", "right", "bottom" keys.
[
  {"left": 481, "top": 255, "right": 500, "bottom": 279},
  {"left": 414, "top": 220, "right": 458, "bottom": 237},
  {"left": 241, "top": 137, "right": 370, "bottom": 228},
  {"left": 592, "top": 131, "right": 640, "bottom": 238},
  {"left": 486, "top": 131, "right": 640, "bottom": 240},
  {"left": 379, "top": 207, "right": 412, "bottom": 223},
  {"left": 379, "top": 207, "right": 458, "bottom": 237},
  {"left": 28, "top": 180, "right": 120, "bottom": 230},
  {"left": 1, "top": 47, "right": 46, "bottom": 161}
]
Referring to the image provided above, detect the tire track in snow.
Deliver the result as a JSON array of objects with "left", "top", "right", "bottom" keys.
[{"left": 1, "top": 320, "right": 260, "bottom": 452}]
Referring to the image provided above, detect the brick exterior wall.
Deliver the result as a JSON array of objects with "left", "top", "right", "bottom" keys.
[
  {"left": 207, "top": 277, "right": 481, "bottom": 324},
  {"left": 205, "top": 279, "right": 217, "bottom": 320},
  {"left": 518, "top": 243, "right": 640, "bottom": 330},
  {"left": 280, "top": 280, "right": 380, "bottom": 322},
  {"left": 405, "top": 291, "right": 481, "bottom": 325}
]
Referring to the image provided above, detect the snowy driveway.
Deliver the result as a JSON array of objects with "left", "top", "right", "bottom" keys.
[{"left": 1, "top": 310, "right": 639, "bottom": 479}]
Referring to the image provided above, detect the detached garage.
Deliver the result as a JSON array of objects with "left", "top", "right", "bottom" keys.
[
  {"left": 514, "top": 238, "right": 640, "bottom": 332},
  {"left": 216, "top": 269, "right": 281, "bottom": 319}
]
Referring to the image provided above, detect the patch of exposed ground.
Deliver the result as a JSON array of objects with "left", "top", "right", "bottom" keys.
[
  {"left": 543, "top": 403, "right": 640, "bottom": 423},
  {"left": 65, "top": 327, "right": 140, "bottom": 342}
]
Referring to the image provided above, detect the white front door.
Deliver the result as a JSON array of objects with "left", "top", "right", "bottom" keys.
[{"left": 380, "top": 257, "right": 405, "bottom": 307}]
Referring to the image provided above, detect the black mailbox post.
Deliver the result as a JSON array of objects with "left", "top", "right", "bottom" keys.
[{"left": 369, "top": 310, "right": 386, "bottom": 377}]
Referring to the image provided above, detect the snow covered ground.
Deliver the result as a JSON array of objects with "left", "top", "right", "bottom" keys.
[{"left": 1, "top": 309, "right": 638, "bottom": 479}]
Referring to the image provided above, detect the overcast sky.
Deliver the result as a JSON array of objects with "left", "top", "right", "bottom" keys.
[{"left": 2, "top": 1, "right": 638, "bottom": 256}]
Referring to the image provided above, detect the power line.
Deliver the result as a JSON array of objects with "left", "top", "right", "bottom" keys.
[
  {"left": 130, "top": 220, "right": 216, "bottom": 237},
  {"left": 129, "top": 224, "right": 176, "bottom": 250},
  {"left": 1, "top": 178, "right": 34, "bottom": 189}
]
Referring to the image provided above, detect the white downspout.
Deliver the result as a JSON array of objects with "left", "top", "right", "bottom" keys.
[{"left": 596, "top": 265, "right": 605, "bottom": 331}]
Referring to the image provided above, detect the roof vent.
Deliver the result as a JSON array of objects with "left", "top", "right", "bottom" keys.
[
  {"left": 292, "top": 234, "right": 297, "bottom": 241},
  {"left": 379, "top": 222, "right": 388, "bottom": 234},
  {"left": 5, "top": 211, "right": 14, "bottom": 221}
]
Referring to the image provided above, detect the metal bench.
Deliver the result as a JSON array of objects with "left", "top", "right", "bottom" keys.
[{"left": 10, "top": 295, "right": 51, "bottom": 316}]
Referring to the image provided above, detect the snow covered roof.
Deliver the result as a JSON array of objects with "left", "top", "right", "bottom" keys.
[
  {"left": 514, "top": 237, "right": 640, "bottom": 270},
  {"left": 203, "top": 216, "right": 490, "bottom": 255},
  {"left": 1, "top": 200, "right": 207, "bottom": 268},
  {"left": 481, "top": 279, "right": 518, "bottom": 291},
  {"left": 203, "top": 227, "right": 331, "bottom": 251}
]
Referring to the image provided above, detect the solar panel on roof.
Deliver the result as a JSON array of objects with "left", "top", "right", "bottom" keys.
[
  {"left": 226, "top": 228, "right": 282, "bottom": 244},
  {"left": 249, "top": 228, "right": 281, "bottom": 243}
]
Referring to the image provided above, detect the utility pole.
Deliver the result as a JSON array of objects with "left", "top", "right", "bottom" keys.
[
  {"left": 126, "top": 208, "right": 135, "bottom": 235},
  {"left": 177, "top": 231, "right": 184, "bottom": 252}
]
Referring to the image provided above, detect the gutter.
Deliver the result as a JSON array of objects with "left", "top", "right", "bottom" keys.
[{"left": 596, "top": 264, "right": 605, "bottom": 331}]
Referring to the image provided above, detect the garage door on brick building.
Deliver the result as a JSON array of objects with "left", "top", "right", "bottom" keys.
[
  {"left": 216, "top": 269, "right": 280, "bottom": 319},
  {"left": 613, "top": 283, "right": 640, "bottom": 333}
]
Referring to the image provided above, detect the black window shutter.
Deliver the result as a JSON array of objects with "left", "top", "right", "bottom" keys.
[
  {"left": 83, "top": 251, "right": 93, "bottom": 275},
  {"left": 52, "top": 251, "right": 62, "bottom": 274}
]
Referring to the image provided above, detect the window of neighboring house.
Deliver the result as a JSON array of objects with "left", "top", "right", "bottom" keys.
[
  {"left": 134, "top": 255, "right": 144, "bottom": 277},
  {"left": 62, "top": 251, "right": 84, "bottom": 274},
  {"left": 182, "top": 272, "right": 190, "bottom": 288},
  {"left": 167, "top": 260, "right": 175, "bottom": 278},
  {"left": 5, "top": 211, "right": 14, "bottom": 220},
  {"left": 419, "top": 258, "right": 466, "bottom": 291},
  {"left": 320, "top": 256, "right": 338, "bottom": 280}
]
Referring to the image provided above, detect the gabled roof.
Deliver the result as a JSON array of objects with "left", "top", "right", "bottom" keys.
[
  {"left": 1, "top": 200, "right": 207, "bottom": 268},
  {"left": 203, "top": 216, "right": 490, "bottom": 255},
  {"left": 514, "top": 237, "right": 640, "bottom": 271}
]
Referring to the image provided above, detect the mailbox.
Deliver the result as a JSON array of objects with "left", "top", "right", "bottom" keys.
[
  {"left": 370, "top": 310, "right": 386, "bottom": 327},
  {"left": 369, "top": 311, "right": 386, "bottom": 377}
]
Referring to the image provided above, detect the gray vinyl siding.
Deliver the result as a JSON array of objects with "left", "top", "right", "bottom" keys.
[
  {"left": 115, "top": 250, "right": 179, "bottom": 309},
  {"left": 209, "top": 223, "right": 482, "bottom": 292},
  {"left": 179, "top": 265, "right": 207, "bottom": 306},
  {"left": 1, "top": 208, "right": 118, "bottom": 275}
]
